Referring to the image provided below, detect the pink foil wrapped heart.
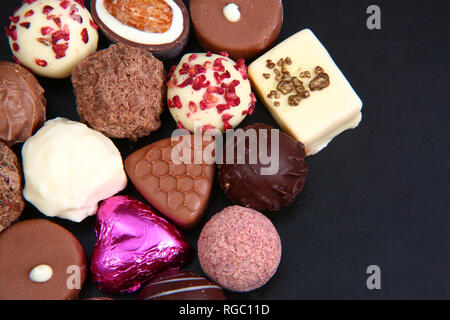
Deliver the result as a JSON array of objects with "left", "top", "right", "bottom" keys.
[{"left": 91, "top": 195, "right": 193, "bottom": 294}]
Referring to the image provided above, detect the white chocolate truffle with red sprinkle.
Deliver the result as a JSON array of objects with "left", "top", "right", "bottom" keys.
[
  {"left": 6, "top": 0, "right": 99, "bottom": 79},
  {"left": 167, "top": 52, "right": 256, "bottom": 133}
]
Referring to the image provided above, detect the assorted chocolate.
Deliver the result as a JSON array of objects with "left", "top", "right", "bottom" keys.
[
  {"left": 0, "top": 61, "right": 46, "bottom": 146},
  {"left": 138, "top": 269, "right": 226, "bottom": 300},
  {"left": 218, "top": 123, "right": 308, "bottom": 212},
  {"left": 90, "top": 196, "right": 192, "bottom": 294},
  {"left": 91, "top": 0, "right": 190, "bottom": 60},
  {"left": 125, "top": 134, "right": 215, "bottom": 229},
  {"left": 6, "top": 0, "right": 99, "bottom": 78},
  {"left": 0, "top": 219, "right": 86, "bottom": 300},
  {"left": 72, "top": 43, "right": 165, "bottom": 141},
  {"left": 22, "top": 118, "right": 127, "bottom": 223},
  {"left": 248, "top": 29, "right": 363, "bottom": 155},
  {"left": 190, "top": 0, "right": 283, "bottom": 60},
  {"left": 0, "top": 1, "right": 363, "bottom": 300},
  {"left": 198, "top": 206, "right": 282, "bottom": 292},
  {"left": 167, "top": 52, "right": 256, "bottom": 133},
  {"left": 0, "top": 142, "right": 24, "bottom": 232}
]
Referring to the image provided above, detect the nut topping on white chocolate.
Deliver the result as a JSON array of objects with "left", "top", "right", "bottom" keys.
[
  {"left": 167, "top": 52, "right": 256, "bottom": 133},
  {"left": 6, "top": 0, "right": 99, "bottom": 79},
  {"left": 249, "top": 29, "right": 362, "bottom": 156},
  {"left": 223, "top": 3, "right": 241, "bottom": 22}
]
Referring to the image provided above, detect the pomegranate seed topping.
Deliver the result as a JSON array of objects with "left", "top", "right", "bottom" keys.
[
  {"left": 179, "top": 63, "right": 189, "bottom": 75},
  {"left": 177, "top": 78, "right": 193, "bottom": 88},
  {"left": 19, "top": 22, "right": 30, "bottom": 29},
  {"left": 12, "top": 43, "right": 19, "bottom": 52},
  {"left": 172, "top": 96, "right": 183, "bottom": 109},
  {"left": 53, "top": 43, "right": 69, "bottom": 59},
  {"left": 177, "top": 121, "right": 185, "bottom": 129},
  {"left": 248, "top": 93, "right": 256, "bottom": 115},
  {"left": 206, "top": 51, "right": 212, "bottom": 57},
  {"left": 71, "top": 14, "right": 83, "bottom": 24},
  {"left": 35, "top": 59, "right": 48, "bottom": 67},
  {"left": 192, "top": 74, "right": 207, "bottom": 91},
  {"left": 188, "top": 101, "right": 197, "bottom": 113},
  {"left": 202, "top": 124, "right": 216, "bottom": 133},
  {"left": 222, "top": 114, "right": 234, "bottom": 130},
  {"left": 89, "top": 20, "right": 99, "bottom": 30},
  {"left": 216, "top": 104, "right": 230, "bottom": 114},
  {"left": 81, "top": 28, "right": 89, "bottom": 43},
  {"left": 52, "top": 29, "right": 70, "bottom": 45},
  {"left": 203, "top": 61, "right": 211, "bottom": 69},
  {"left": 9, "top": 16, "right": 20, "bottom": 24},
  {"left": 24, "top": 10, "right": 34, "bottom": 17},
  {"left": 234, "top": 58, "right": 249, "bottom": 80},
  {"left": 207, "top": 86, "right": 225, "bottom": 95},
  {"left": 53, "top": 17, "right": 62, "bottom": 28},
  {"left": 74, "top": 0, "right": 86, "bottom": 8},
  {"left": 41, "top": 26, "right": 54, "bottom": 36},
  {"left": 213, "top": 72, "right": 221, "bottom": 85},
  {"left": 212, "top": 58, "right": 225, "bottom": 72},
  {"left": 60, "top": 1, "right": 70, "bottom": 9},
  {"left": 42, "top": 5, "right": 54, "bottom": 15},
  {"left": 188, "top": 54, "right": 198, "bottom": 62},
  {"left": 219, "top": 51, "right": 229, "bottom": 57},
  {"left": 23, "top": 0, "right": 37, "bottom": 4},
  {"left": 221, "top": 71, "right": 231, "bottom": 80},
  {"left": 5, "top": 25, "right": 18, "bottom": 41}
]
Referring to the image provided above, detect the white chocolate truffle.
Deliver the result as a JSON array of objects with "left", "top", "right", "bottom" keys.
[
  {"left": 223, "top": 3, "right": 241, "bottom": 22},
  {"left": 29, "top": 264, "right": 53, "bottom": 283},
  {"left": 6, "top": 0, "right": 99, "bottom": 78},
  {"left": 22, "top": 118, "right": 127, "bottom": 223},
  {"left": 167, "top": 53, "right": 256, "bottom": 133},
  {"left": 248, "top": 29, "right": 363, "bottom": 155}
]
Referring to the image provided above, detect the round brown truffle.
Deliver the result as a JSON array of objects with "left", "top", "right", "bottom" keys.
[
  {"left": 0, "top": 61, "right": 46, "bottom": 146},
  {"left": 198, "top": 206, "right": 282, "bottom": 292},
  {"left": 0, "top": 219, "right": 87, "bottom": 300},
  {"left": 0, "top": 142, "right": 24, "bottom": 232},
  {"left": 72, "top": 43, "right": 165, "bottom": 141},
  {"left": 218, "top": 123, "right": 308, "bottom": 212}
]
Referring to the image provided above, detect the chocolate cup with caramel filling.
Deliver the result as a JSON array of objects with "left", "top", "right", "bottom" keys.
[{"left": 91, "top": 0, "right": 190, "bottom": 61}]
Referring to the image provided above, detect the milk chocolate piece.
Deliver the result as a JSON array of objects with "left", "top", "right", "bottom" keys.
[
  {"left": 125, "top": 135, "right": 215, "bottom": 229},
  {"left": 218, "top": 123, "right": 308, "bottom": 212},
  {"left": 0, "top": 61, "right": 46, "bottom": 146},
  {"left": 0, "top": 219, "right": 87, "bottom": 300},
  {"left": 190, "top": 0, "right": 283, "bottom": 60},
  {"left": 248, "top": 29, "right": 363, "bottom": 155},
  {"left": 91, "top": 0, "right": 190, "bottom": 60},
  {"left": 138, "top": 269, "right": 226, "bottom": 300}
]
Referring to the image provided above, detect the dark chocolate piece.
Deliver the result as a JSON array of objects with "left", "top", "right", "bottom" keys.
[
  {"left": 0, "top": 142, "right": 24, "bottom": 232},
  {"left": 91, "top": 0, "right": 190, "bottom": 60},
  {"left": 0, "top": 219, "right": 87, "bottom": 300},
  {"left": 138, "top": 269, "right": 226, "bottom": 300},
  {"left": 190, "top": 0, "right": 283, "bottom": 60},
  {"left": 125, "top": 135, "right": 215, "bottom": 229},
  {"left": 218, "top": 123, "right": 308, "bottom": 212},
  {"left": 0, "top": 61, "right": 46, "bottom": 145}
]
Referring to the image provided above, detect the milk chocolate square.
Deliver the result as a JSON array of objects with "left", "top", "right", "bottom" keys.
[
  {"left": 125, "top": 135, "right": 215, "bottom": 229},
  {"left": 248, "top": 29, "right": 363, "bottom": 156}
]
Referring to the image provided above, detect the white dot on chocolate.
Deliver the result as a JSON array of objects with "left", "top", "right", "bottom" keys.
[
  {"left": 29, "top": 264, "right": 53, "bottom": 283},
  {"left": 223, "top": 3, "right": 241, "bottom": 22}
]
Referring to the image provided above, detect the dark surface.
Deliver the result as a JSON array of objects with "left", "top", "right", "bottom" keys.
[{"left": 1, "top": 0, "right": 449, "bottom": 300}]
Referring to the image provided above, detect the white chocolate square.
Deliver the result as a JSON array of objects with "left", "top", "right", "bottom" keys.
[{"left": 249, "top": 29, "right": 363, "bottom": 155}]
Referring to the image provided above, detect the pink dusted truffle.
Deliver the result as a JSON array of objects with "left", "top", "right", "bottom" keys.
[{"left": 197, "top": 205, "right": 281, "bottom": 292}]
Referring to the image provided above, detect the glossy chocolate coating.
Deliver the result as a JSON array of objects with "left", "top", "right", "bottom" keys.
[
  {"left": 125, "top": 135, "right": 215, "bottom": 229},
  {"left": 0, "top": 61, "right": 46, "bottom": 145},
  {"left": 0, "top": 219, "right": 86, "bottom": 300},
  {"left": 138, "top": 269, "right": 226, "bottom": 300},
  {"left": 91, "top": 0, "right": 190, "bottom": 60},
  {"left": 190, "top": 0, "right": 283, "bottom": 60},
  {"left": 218, "top": 123, "right": 308, "bottom": 212}
]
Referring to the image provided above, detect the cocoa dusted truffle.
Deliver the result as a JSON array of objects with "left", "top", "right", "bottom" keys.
[
  {"left": 218, "top": 123, "right": 308, "bottom": 212},
  {"left": 198, "top": 205, "right": 281, "bottom": 292},
  {"left": 0, "top": 61, "right": 46, "bottom": 146},
  {"left": 72, "top": 43, "right": 165, "bottom": 141}
]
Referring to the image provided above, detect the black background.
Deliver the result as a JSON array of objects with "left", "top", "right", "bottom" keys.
[{"left": 1, "top": 0, "right": 449, "bottom": 300}]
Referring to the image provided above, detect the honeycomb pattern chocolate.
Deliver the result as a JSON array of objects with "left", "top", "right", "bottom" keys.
[{"left": 125, "top": 135, "right": 215, "bottom": 229}]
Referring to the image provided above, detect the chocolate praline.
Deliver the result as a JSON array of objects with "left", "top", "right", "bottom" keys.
[
  {"left": 91, "top": 0, "right": 190, "bottom": 60},
  {"left": 218, "top": 123, "right": 308, "bottom": 212}
]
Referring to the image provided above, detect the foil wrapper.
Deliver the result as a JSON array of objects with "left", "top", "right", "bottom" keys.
[{"left": 90, "top": 195, "right": 193, "bottom": 294}]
